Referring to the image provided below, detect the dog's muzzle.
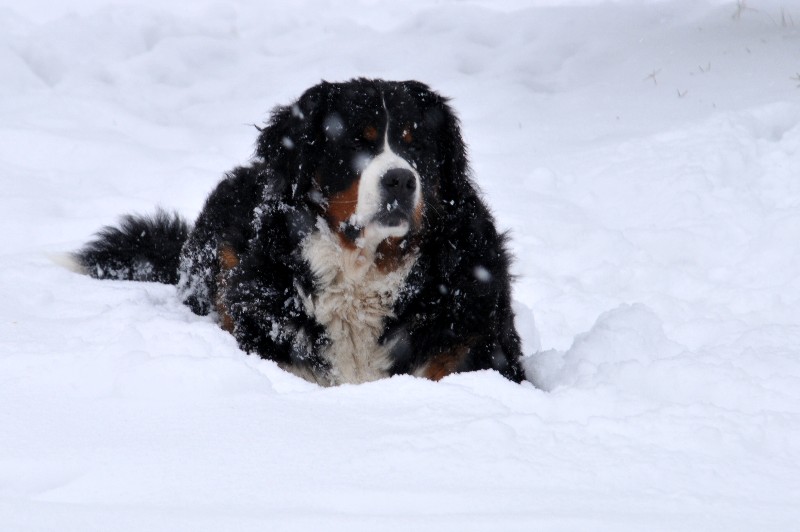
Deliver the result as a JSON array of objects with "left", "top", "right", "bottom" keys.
[{"left": 376, "top": 168, "right": 417, "bottom": 227}]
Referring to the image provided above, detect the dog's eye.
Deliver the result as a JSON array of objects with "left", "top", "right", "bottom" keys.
[
  {"left": 363, "top": 125, "right": 378, "bottom": 142},
  {"left": 402, "top": 128, "right": 413, "bottom": 144}
]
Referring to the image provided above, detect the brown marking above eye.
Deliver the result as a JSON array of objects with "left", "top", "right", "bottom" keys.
[
  {"left": 402, "top": 128, "right": 413, "bottom": 144},
  {"left": 363, "top": 125, "right": 378, "bottom": 142}
]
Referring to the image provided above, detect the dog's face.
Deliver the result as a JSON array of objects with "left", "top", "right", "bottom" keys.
[{"left": 258, "top": 79, "right": 466, "bottom": 251}]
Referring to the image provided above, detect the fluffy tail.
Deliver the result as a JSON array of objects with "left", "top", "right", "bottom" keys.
[{"left": 74, "top": 209, "right": 190, "bottom": 284}]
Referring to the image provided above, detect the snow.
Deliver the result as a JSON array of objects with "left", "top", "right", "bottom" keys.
[{"left": 2, "top": 0, "right": 799, "bottom": 529}]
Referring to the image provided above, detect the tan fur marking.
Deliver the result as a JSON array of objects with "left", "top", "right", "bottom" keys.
[
  {"left": 219, "top": 246, "right": 240, "bottom": 270},
  {"left": 215, "top": 244, "right": 240, "bottom": 333},
  {"left": 216, "top": 299, "right": 235, "bottom": 333},
  {"left": 375, "top": 237, "right": 407, "bottom": 273},
  {"left": 422, "top": 344, "right": 472, "bottom": 381},
  {"left": 412, "top": 197, "right": 424, "bottom": 229},
  {"left": 364, "top": 125, "right": 378, "bottom": 142},
  {"left": 326, "top": 179, "right": 360, "bottom": 229}
]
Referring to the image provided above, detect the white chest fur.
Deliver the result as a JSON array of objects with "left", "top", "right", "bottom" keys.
[{"left": 300, "top": 225, "right": 416, "bottom": 385}]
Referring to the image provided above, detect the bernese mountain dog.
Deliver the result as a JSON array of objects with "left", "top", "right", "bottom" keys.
[{"left": 75, "top": 78, "right": 525, "bottom": 386}]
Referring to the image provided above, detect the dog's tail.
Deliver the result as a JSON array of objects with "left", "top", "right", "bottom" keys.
[{"left": 73, "top": 209, "right": 190, "bottom": 284}]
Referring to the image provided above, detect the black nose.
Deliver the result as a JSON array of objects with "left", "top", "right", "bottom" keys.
[{"left": 381, "top": 168, "right": 416, "bottom": 196}]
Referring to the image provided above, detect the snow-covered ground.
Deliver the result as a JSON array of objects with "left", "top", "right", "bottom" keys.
[{"left": 2, "top": 0, "right": 799, "bottom": 529}]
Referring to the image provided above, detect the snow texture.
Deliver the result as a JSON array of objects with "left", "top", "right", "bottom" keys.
[{"left": 2, "top": 0, "right": 799, "bottom": 530}]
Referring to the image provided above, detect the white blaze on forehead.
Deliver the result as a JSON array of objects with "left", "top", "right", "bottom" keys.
[{"left": 354, "top": 96, "right": 421, "bottom": 231}]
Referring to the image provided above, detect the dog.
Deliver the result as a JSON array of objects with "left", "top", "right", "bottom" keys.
[{"left": 75, "top": 78, "right": 525, "bottom": 386}]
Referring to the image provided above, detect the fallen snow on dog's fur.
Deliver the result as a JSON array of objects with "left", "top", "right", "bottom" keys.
[{"left": 2, "top": 1, "right": 800, "bottom": 530}]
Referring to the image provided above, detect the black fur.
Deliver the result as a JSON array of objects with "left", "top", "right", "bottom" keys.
[{"left": 76, "top": 79, "right": 525, "bottom": 385}]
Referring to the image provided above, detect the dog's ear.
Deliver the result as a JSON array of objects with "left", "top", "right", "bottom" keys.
[
  {"left": 432, "top": 97, "right": 469, "bottom": 203},
  {"left": 404, "top": 81, "right": 470, "bottom": 204},
  {"left": 255, "top": 82, "right": 330, "bottom": 196}
]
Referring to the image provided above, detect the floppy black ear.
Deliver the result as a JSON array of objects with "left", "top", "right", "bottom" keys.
[
  {"left": 404, "top": 81, "right": 470, "bottom": 204},
  {"left": 433, "top": 97, "right": 470, "bottom": 202},
  {"left": 255, "top": 82, "right": 330, "bottom": 197}
]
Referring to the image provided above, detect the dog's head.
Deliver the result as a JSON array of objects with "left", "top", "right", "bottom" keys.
[{"left": 257, "top": 79, "right": 467, "bottom": 251}]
